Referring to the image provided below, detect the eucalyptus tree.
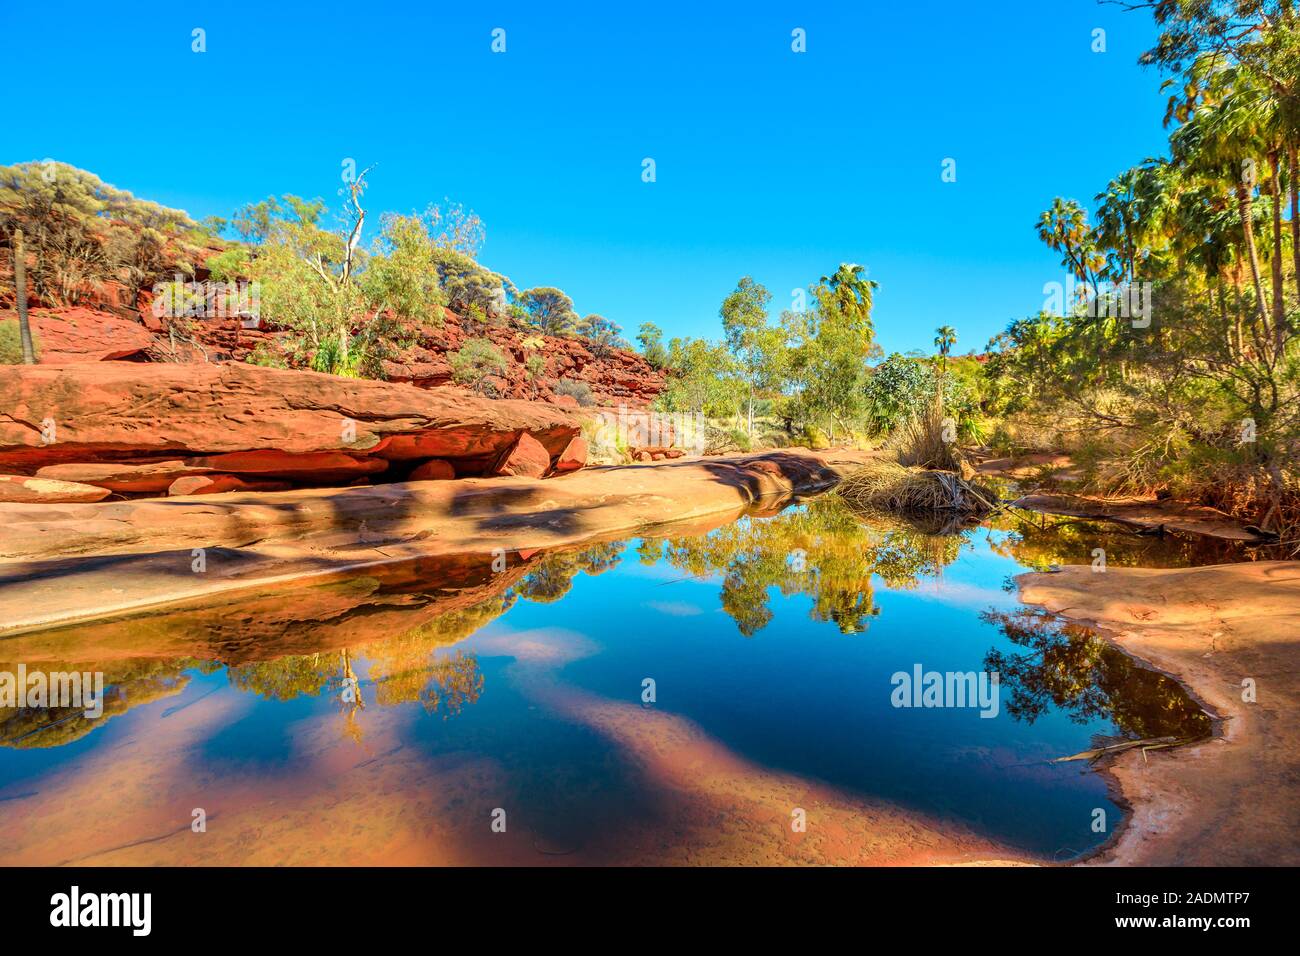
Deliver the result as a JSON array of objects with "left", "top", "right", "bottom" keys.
[
  {"left": 518, "top": 286, "right": 579, "bottom": 336},
  {"left": 720, "top": 276, "right": 786, "bottom": 438}
]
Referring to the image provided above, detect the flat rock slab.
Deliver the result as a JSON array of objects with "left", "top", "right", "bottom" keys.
[
  {"left": 0, "top": 474, "right": 111, "bottom": 504},
  {"left": 1020, "top": 561, "right": 1300, "bottom": 866},
  {"left": 0, "top": 448, "right": 874, "bottom": 634}
]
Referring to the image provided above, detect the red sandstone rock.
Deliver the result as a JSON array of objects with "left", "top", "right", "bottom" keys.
[
  {"left": 0, "top": 474, "right": 111, "bottom": 503},
  {"left": 553, "top": 394, "right": 580, "bottom": 409},
  {"left": 168, "top": 475, "right": 292, "bottom": 496},
  {"left": 36, "top": 460, "right": 212, "bottom": 493},
  {"left": 407, "top": 459, "right": 455, "bottom": 481},
  {"left": 554, "top": 436, "right": 588, "bottom": 473},
  {"left": 186, "top": 450, "right": 389, "bottom": 483},
  {"left": 491, "top": 432, "right": 551, "bottom": 478},
  {"left": 382, "top": 307, "right": 666, "bottom": 407},
  {"left": 0, "top": 363, "right": 579, "bottom": 477},
  {"left": 13, "top": 308, "right": 156, "bottom": 362}
]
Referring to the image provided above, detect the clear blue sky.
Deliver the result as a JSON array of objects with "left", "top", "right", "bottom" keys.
[{"left": 1, "top": 0, "right": 1170, "bottom": 355}]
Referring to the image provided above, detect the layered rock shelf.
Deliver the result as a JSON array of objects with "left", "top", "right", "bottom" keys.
[{"left": 0, "top": 362, "right": 585, "bottom": 499}]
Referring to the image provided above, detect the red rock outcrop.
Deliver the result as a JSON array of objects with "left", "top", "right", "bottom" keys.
[
  {"left": 381, "top": 308, "right": 665, "bottom": 407},
  {"left": 0, "top": 363, "right": 581, "bottom": 490},
  {"left": 1, "top": 308, "right": 157, "bottom": 362},
  {"left": 35, "top": 460, "right": 213, "bottom": 493}
]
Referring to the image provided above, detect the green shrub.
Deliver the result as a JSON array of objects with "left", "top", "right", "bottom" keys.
[
  {"left": 450, "top": 337, "right": 507, "bottom": 395},
  {"left": 0, "top": 319, "right": 38, "bottom": 364},
  {"left": 555, "top": 378, "right": 595, "bottom": 407}
]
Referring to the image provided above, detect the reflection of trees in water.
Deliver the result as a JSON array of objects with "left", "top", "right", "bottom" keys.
[
  {"left": 221, "top": 595, "right": 509, "bottom": 741},
  {"left": 983, "top": 514, "right": 1246, "bottom": 572},
  {"left": 663, "top": 498, "right": 971, "bottom": 636},
  {"left": 515, "top": 497, "right": 971, "bottom": 638},
  {"left": 513, "top": 541, "right": 627, "bottom": 604},
  {"left": 981, "top": 606, "right": 1211, "bottom": 741},
  {"left": 0, "top": 658, "right": 204, "bottom": 749}
]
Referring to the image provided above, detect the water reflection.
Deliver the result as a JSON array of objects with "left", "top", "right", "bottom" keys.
[
  {"left": 981, "top": 606, "right": 1212, "bottom": 740},
  {"left": 0, "top": 493, "right": 1226, "bottom": 862},
  {"left": 3, "top": 496, "right": 1220, "bottom": 753}
]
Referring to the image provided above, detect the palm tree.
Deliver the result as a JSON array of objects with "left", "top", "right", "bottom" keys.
[
  {"left": 1094, "top": 160, "right": 1174, "bottom": 285},
  {"left": 818, "top": 263, "right": 877, "bottom": 335},
  {"left": 1170, "top": 69, "right": 1271, "bottom": 330},
  {"left": 933, "top": 325, "right": 957, "bottom": 374},
  {"left": 1036, "top": 198, "right": 1108, "bottom": 310}
]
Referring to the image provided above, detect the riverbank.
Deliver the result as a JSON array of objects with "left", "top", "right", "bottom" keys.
[
  {"left": 1019, "top": 561, "right": 1300, "bottom": 866},
  {"left": 0, "top": 448, "right": 881, "bottom": 637}
]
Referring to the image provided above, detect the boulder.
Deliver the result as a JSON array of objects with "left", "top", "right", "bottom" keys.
[
  {"left": 168, "top": 475, "right": 293, "bottom": 496},
  {"left": 0, "top": 474, "right": 111, "bottom": 503},
  {"left": 491, "top": 432, "right": 551, "bottom": 478},
  {"left": 0, "top": 363, "right": 579, "bottom": 478},
  {"left": 553, "top": 436, "right": 588, "bottom": 473},
  {"left": 407, "top": 459, "right": 456, "bottom": 481}
]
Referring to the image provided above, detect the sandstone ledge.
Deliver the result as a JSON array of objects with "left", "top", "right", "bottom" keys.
[{"left": 0, "top": 448, "right": 876, "bottom": 636}]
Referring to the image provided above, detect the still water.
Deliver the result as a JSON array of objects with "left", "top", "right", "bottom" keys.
[{"left": 0, "top": 496, "right": 1215, "bottom": 865}]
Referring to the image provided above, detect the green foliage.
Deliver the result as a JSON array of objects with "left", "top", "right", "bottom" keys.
[
  {"left": 555, "top": 377, "right": 595, "bottom": 406},
  {"left": 637, "top": 322, "right": 668, "bottom": 368},
  {"left": 982, "top": 2, "right": 1300, "bottom": 531},
  {"left": 0, "top": 318, "right": 39, "bottom": 363},
  {"left": 362, "top": 213, "right": 447, "bottom": 326},
  {"left": 721, "top": 276, "right": 786, "bottom": 435},
  {"left": 865, "top": 353, "right": 979, "bottom": 440},
  {"left": 449, "top": 337, "right": 508, "bottom": 394},
  {"left": 524, "top": 352, "right": 546, "bottom": 398},
  {"left": 576, "top": 313, "right": 624, "bottom": 357},
  {"left": 0, "top": 160, "right": 210, "bottom": 306},
  {"left": 781, "top": 265, "right": 881, "bottom": 443},
  {"left": 656, "top": 336, "right": 743, "bottom": 416},
  {"left": 518, "top": 286, "right": 579, "bottom": 336}
]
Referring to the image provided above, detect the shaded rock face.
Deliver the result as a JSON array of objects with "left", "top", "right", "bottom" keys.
[
  {"left": 0, "top": 363, "right": 581, "bottom": 494},
  {"left": 406, "top": 459, "right": 455, "bottom": 481}
]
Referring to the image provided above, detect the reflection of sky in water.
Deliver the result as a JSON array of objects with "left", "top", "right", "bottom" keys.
[{"left": 0, "top": 507, "right": 1212, "bottom": 863}]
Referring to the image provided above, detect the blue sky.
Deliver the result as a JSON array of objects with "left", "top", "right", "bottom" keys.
[{"left": 1, "top": 0, "right": 1170, "bottom": 355}]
